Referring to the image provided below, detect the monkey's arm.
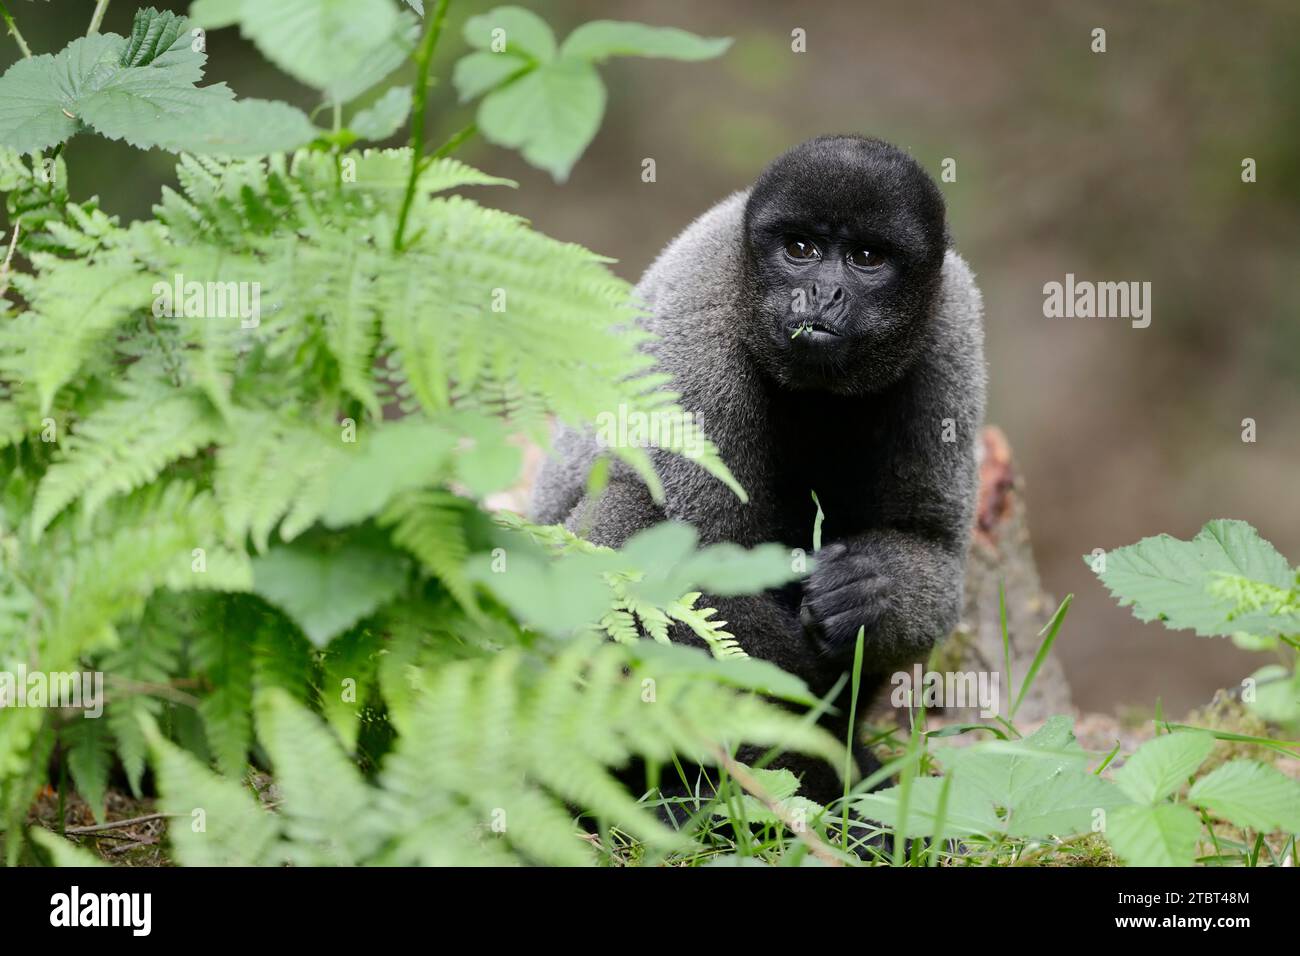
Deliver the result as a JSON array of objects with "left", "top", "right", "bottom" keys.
[
  {"left": 801, "top": 525, "right": 968, "bottom": 671},
  {"left": 803, "top": 255, "right": 986, "bottom": 671}
]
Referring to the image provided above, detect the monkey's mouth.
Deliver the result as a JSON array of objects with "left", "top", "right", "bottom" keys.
[{"left": 785, "top": 318, "right": 843, "bottom": 343}]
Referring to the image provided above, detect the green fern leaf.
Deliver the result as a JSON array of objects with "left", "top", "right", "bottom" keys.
[
  {"left": 63, "top": 717, "right": 114, "bottom": 823},
  {"left": 32, "top": 386, "right": 225, "bottom": 536},
  {"left": 143, "top": 716, "right": 280, "bottom": 866},
  {"left": 191, "top": 601, "right": 254, "bottom": 777},
  {"left": 102, "top": 608, "right": 182, "bottom": 796},
  {"left": 255, "top": 688, "right": 386, "bottom": 864}
]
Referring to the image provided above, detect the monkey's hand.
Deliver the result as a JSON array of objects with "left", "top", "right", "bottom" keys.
[
  {"left": 799, "top": 533, "right": 963, "bottom": 667},
  {"left": 799, "top": 541, "right": 891, "bottom": 660}
]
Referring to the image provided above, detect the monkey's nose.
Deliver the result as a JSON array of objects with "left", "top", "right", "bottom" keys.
[{"left": 812, "top": 284, "right": 846, "bottom": 308}]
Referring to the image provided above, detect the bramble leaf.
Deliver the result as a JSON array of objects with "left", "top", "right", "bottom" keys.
[
  {"left": 251, "top": 540, "right": 410, "bottom": 647},
  {"left": 1112, "top": 731, "right": 1214, "bottom": 804},
  {"left": 463, "top": 6, "right": 557, "bottom": 61},
  {"left": 349, "top": 86, "right": 412, "bottom": 141},
  {"left": 1106, "top": 803, "right": 1201, "bottom": 867},
  {"left": 1187, "top": 759, "right": 1300, "bottom": 832},
  {"left": 560, "top": 22, "right": 732, "bottom": 62},
  {"left": 478, "top": 58, "right": 604, "bottom": 182},
  {"left": 1087, "top": 519, "right": 1295, "bottom": 638}
]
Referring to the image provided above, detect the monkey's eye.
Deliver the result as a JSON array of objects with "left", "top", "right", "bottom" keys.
[
  {"left": 847, "top": 248, "right": 886, "bottom": 269},
  {"left": 784, "top": 238, "right": 819, "bottom": 260}
]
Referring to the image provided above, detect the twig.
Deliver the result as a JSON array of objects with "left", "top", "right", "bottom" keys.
[
  {"left": 428, "top": 121, "right": 477, "bottom": 161},
  {"left": 108, "top": 837, "right": 159, "bottom": 855},
  {"left": 0, "top": 1, "right": 31, "bottom": 58},
  {"left": 65, "top": 811, "right": 176, "bottom": 835},
  {"left": 712, "top": 746, "right": 844, "bottom": 867},
  {"left": 87, "top": 0, "right": 111, "bottom": 36},
  {"left": 393, "top": 0, "right": 452, "bottom": 251},
  {"left": 105, "top": 675, "right": 204, "bottom": 709}
]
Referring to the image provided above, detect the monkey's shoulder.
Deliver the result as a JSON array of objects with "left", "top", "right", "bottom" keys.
[{"left": 636, "top": 191, "right": 750, "bottom": 332}]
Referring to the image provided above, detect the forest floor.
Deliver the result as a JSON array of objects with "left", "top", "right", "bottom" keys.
[{"left": 25, "top": 692, "right": 1295, "bottom": 867}]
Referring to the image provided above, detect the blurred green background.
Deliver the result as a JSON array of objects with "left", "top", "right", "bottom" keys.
[{"left": 4, "top": 0, "right": 1298, "bottom": 713}]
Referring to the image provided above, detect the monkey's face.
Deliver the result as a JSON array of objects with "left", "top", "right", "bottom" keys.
[{"left": 741, "top": 135, "right": 948, "bottom": 395}]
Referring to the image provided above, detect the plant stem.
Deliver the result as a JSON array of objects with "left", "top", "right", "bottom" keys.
[
  {"left": 0, "top": 1, "right": 31, "bottom": 58},
  {"left": 87, "top": 0, "right": 110, "bottom": 36},
  {"left": 393, "top": 0, "right": 452, "bottom": 252},
  {"left": 428, "top": 121, "right": 477, "bottom": 161}
]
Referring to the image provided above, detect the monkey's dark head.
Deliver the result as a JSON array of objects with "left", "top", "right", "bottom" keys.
[{"left": 741, "top": 135, "right": 948, "bottom": 395}]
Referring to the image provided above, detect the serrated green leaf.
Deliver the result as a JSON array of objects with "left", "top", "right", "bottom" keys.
[
  {"left": 560, "top": 21, "right": 732, "bottom": 63},
  {"left": 936, "top": 716, "right": 1090, "bottom": 812},
  {"left": 620, "top": 522, "right": 803, "bottom": 606},
  {"left": 156, "top": 98, "right": 320, "bottom": 155},
  {"left": 1187, "top": 759, "right": 1300, "bottom": 832},
  {"left": 0, "top": 14, "right": 243, "bottom": 155},
  {"left": 856, "top": 776, "right": 1003, "bottom": 839},
  {"left": 463, "top": 6, "right": 557, "bottom": 61},
  {"left": 0, "top": 35, "right": 121, "bottom": 153},
  {"left": 237, "top": 0, "right": 417, "bottom": 103},
  {"left": 1089, "top": 519, "right": 1293, "bottom": 638},
  {"left": 477, "top": 58, "right": 605, "bottom": 181},
  {"left": 320, "top": 420, "right": 457, "bottom": 528},
  {"left": 452, "top": 50, "right": 532, "bottom": 102},
  {"left": 1244, "top": 664, "right": 1300, "bottom": 724},
  {"left": 1006, "top": 767, "right": 1131, "bottom": 838},
  {"left": 453, "top": 415, "right": 522, "bottom": 496},
  {"left": 121, "top": 8, "right": 188, "bottom": 67},
  {"left": 73, "top": 31, "right": 236, "bottom": 151},
  {"left": 1113, "top": 731, "right": 1214, "bottom": 804},
  {"left": 1105, "top": 802, "right": 1201, "bottom": 866},
  {"left": 251, "top": 541, "right": 409, "bottom": 647},
  {"left": 188, "top": 0, "right": 245, "bottom": 30},
  {"left": 467, "top": 543, "right": 613, "bottom": 635},
  {"left": 349, "top": 86, "right": 412, "bottom": 141}
]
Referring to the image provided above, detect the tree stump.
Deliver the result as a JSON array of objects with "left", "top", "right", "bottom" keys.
[{"left": 922, "top": 425, "right": 1073, "bottom": 722}]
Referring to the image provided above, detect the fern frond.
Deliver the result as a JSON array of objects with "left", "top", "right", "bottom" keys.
[
  {"left": 665, "top": 593, "right": 747, "bottom": 659},
  {"left": 190, "top": 599, "right": 256, "bottom": 777},
  {"left": 380, "top": 489, "right": 476, "bottom": 611},
  {"left": 31, "top": 384, "right": 225, "bottom": 537},
  {"left": 101, "top": 602, "right": 183, "bottom": 796},
  {"left": 255, "top": 688, "right": 384, "bottom": 865},
  {"left": 0, "top": 259, "right": 149, "bottom": 415},
  {"left": 63, "top": 717, "right": 114, "bottom": 823},
  {"left": 214, "top": 408, "right": 342, "bottom": 551},
  {"left": 144, "top": 718, "right": 281, "bottom": 866}
]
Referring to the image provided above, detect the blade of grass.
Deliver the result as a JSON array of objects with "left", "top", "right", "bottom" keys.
[
  {"left": 1011, "top": 593, "right": 1072, "bottom": 717},
  {"left": 1093, "top": 739, "right": 1122, "bottom": 774},
  {"left": 998, "top": 581, "right": 1012, "bottom": 714},
  {"left": 841, "top": 626, "right": 866, "bottom": 848},
  {"left": 810, "top": 489, "right": 824, "bottom": 553}
]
